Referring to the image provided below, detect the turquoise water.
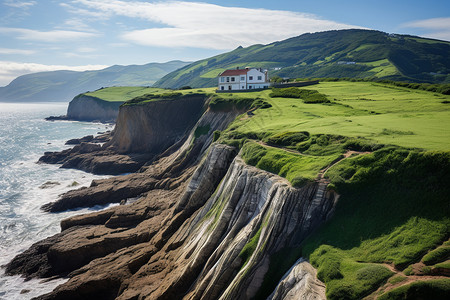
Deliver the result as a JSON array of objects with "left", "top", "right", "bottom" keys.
[{"left": 0, "top": 103, "right": 114, "bottom": 299}]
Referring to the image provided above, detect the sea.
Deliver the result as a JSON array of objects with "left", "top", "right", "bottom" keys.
[{"left": 0, "top": 103, "right": 115, "bottom": 299}]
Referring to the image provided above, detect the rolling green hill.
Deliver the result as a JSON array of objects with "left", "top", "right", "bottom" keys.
[
  {"left": 0, "top": 61, "right": 190, "bottom": 102},
  {"left": 154, "top": 29, "right": 450, "bottom": 89}
]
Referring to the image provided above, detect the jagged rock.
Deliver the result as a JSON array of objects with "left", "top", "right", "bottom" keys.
[
  {"left": 65, "top": 135, "right": 94, "bottom": 145},
  {"left": 39, "top": 144, "right": 153, "bottom": 175},
  {"left": 39, "top": 181, "right": 61, "bottom": 189},
  {"left": 268, "top": 259, "right": 326, "bottom": 300},
  {"left": 45, "top": 115, "right": 68, "bottom": 121}
]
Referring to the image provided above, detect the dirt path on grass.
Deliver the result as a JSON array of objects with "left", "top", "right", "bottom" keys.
[
  {"left": 317, "top": 150, "right": 371, "bottom": 181},
  {"left": 364, "top": 262, "right": 449, "bottom": 299},
  {"left": 254, "top": 140, "right": 371, "bottom": 182}
]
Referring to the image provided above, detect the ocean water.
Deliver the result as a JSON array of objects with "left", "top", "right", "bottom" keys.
[{"left": 0, "top": 103, "right": 115, "bottom": 299}]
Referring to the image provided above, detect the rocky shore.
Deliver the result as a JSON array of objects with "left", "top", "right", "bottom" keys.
[{"left": 5, "top": 95, "right": 332, "bottom": 299}]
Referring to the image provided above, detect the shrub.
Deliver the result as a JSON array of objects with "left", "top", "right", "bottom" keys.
[
  {"left": 378, "top": 279, "right": 450, "bottom": 300},
  {"left": 270, "top": 87, "right": 330, "bottom": 103},
  {"left": 317, "top": 259, "right": 343, "bottom": 282},
  {"left": 343, "top": 138, "right": 384, "bottom": 152},
  {"left": 422, "top": 246, "right": 450, "bottom": 265},
  {"left": 238, "top": 227, "right": 262, "bottom": 267},
  {"left": 212, "top": 130, "right": 221, "bottom": 142},
  {"left": 209, "top": 96, "right": 270, "bottom": 112},
  {"left": 124, "top": 92, "right": 187, "bottom": 105},
  {"left": 388, "top": 275, "right": 408, "bottom": 285},
  {"left": 265, "top": 131, "right": 310, "bottom": 147},
  {"left": 194, "top": 124, "right": 210, "bottom": 138}
]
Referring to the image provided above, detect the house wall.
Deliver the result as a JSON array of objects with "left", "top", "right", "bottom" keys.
[
  {"left": 218, "top": 83, "right": 241, "bottom": 91},
  {"left": 246, "top": 69, "right": 266, "bottom": 84},
  {"left": 218, "top": 75, "right": 247, "bottom": 90}
]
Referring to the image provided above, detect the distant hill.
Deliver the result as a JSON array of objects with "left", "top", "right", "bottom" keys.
[
  {"left": 154, "top": 29, "right": 450, "bottom": 89},
  {"left": 0, "top": 60, "right": 190, "bottom": 102}
]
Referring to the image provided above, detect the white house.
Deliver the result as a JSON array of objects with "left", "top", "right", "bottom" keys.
[{"left": 218, "top": 68, "right": 269, "bottom": 91}]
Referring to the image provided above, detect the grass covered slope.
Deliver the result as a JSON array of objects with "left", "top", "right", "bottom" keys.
[
  {"left": 303, "top": 149, "right": 449, "bottom": 299},
  {"left": 205, "top": 81, "right": 450, "bottom": 299},
  {"left": 221, "top": 81, "right": 450, "bottom": 151},
  {"left": 154, "top": 29, "right": 450, "bottom": 89}
]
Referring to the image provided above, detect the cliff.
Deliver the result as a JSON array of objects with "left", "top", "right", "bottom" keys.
[
  {"left": 5, "top": 93, "right": 338, "bottom": 299},
  {"left": 39, "top": 94, "right": 208, "bottom": 175},
  {"left": 109, "top": 94, "right": 206, "bottom": 153},
  {"left": 6, "top": 89, "right": 449, "bottom": 299},
  {"left": 66, "top": 95, "right": 122, "bottom": 123}
]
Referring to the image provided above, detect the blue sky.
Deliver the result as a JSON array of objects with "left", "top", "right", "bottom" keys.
[{"left": 0, "top": 0, "right": 449, "bottom": 86}]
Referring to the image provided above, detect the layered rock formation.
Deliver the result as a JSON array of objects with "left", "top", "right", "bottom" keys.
[
  {"left": 268, "top": 259, "right": 326, "bottom": 300},
  {"left": 6, "top": 96, "right": 335, "bottom": 299}
]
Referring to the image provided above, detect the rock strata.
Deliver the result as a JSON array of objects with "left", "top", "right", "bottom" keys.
[{"left": 268, "top": 259, "right": 326, "bottom": 300}]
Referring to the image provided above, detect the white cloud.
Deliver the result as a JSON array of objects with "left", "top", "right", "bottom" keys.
[
  {"left": 76, "top": 47, "right": 97, "bottom": 53},
  {"left": 62, "top": 18, "right": 97, "bottom": 32},
  {"left": 0, "top": 27, "right": 99, "bottom": 42},
  {"left": 402, "top": 17, "right": 450, "bottom": 41},
  {"left": 0, "top": 61, "right": 108, "bottom": 86},
  {"left": 3, "top": 0, "right": 36, "bottom": 8},
  {"left": 0, "top": 47, "right": 35, "bottom": 55},
  {"left": 68, "top": 0, "right": 362, "bottom": 50}
]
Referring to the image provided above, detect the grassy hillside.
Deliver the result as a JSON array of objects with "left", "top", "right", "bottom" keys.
[
  {"left": 198, "top": 81, "right": 449, "bottom": 299},
  {"left": 214, "top": 82, "right": 450, "bottom": 151},
  {"left": 0, "top": 61, "right": 190, "bottom": 102},
  {"left": 154, "top": 29, "right": 450, "bottom": 89}
]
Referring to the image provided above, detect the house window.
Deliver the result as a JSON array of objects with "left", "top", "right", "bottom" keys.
[
  {"left": 220, "top": 77, "right": 225, "bottom": 82},
  {"left": 249, "top": 76, "right": 253, "bottom": 80},
  {"left": 228, "top": 86, "right": 232, "bottom": 90},
  {"left": 240, "top": 76, "right": 245, "bottom": 81},
  {"left": 257, "top": 76, "right": 262, "bottom": 80},
  {"left": 226, "top": 77, "right": 230, "bottom": 82},
  {"left": 221, "top": 86, "right": 224, "bottom": 90},
  {"left": 231, "top": 77, "right": 235, "bottom": 82},
  {"left": 242, "top": 86, "right": 245, "bottom": 89},
  {"left": 249, "top": 85, "right": 252, "bottom": 89}
]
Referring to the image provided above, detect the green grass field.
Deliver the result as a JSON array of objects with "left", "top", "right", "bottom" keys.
[
  {"left": 220, "top": 82, "right": 450, "bottom": 151},
  {"left": 83, "top": 86, "right": 166, "bottom": 102}
]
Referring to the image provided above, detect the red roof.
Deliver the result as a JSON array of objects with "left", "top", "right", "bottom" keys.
[{"left": 219, "top": 69, "right": 249, "bottom": 76}]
